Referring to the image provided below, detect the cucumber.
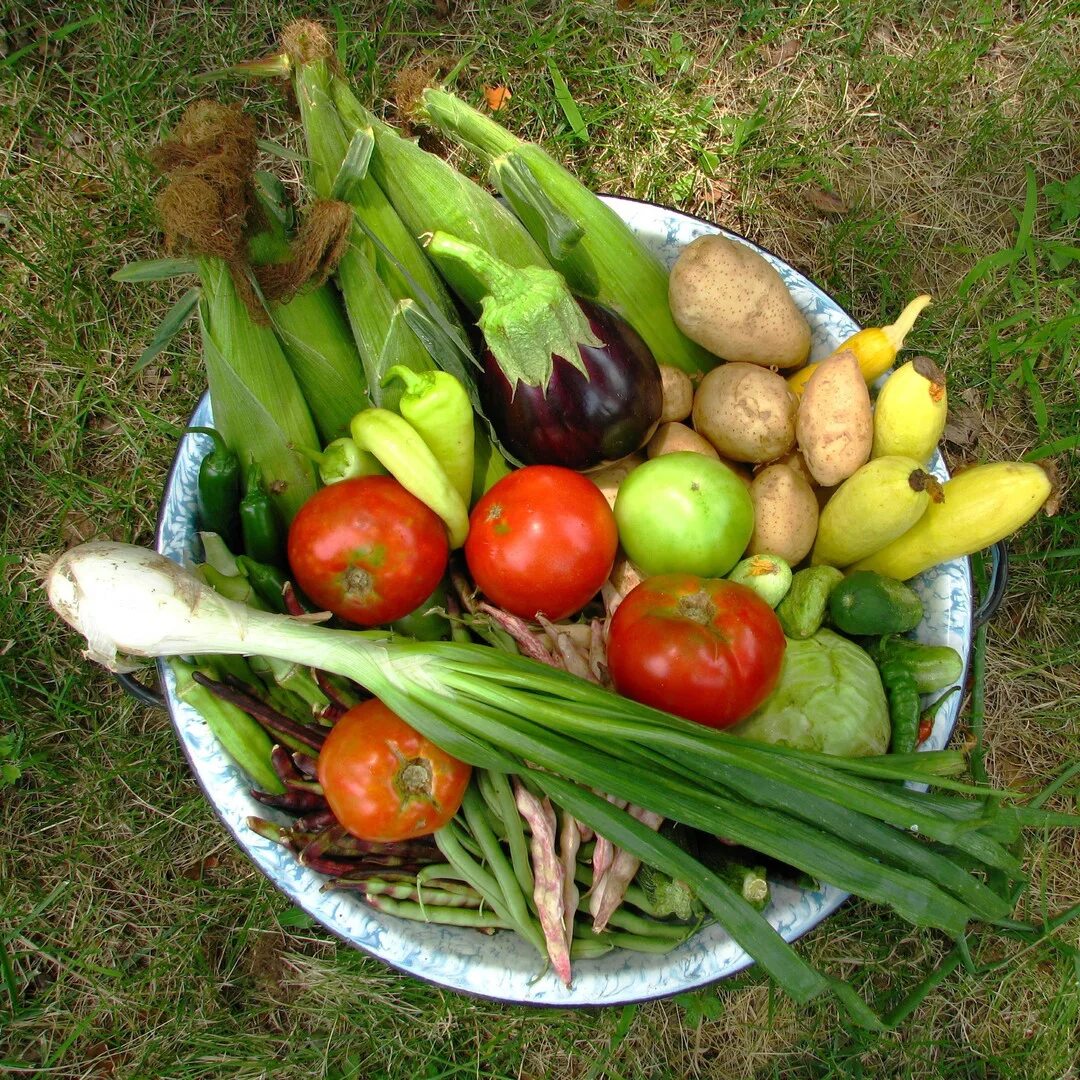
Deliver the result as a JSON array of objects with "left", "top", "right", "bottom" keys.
[
  {"left": 828, "top": 571, "right": 923, "bottom": 636},
  {"left": 869, "top": 635, "right": 963, "bottom": 693}
]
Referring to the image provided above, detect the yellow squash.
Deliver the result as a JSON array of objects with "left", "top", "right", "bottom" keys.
[
  {"left": 788, "top": 294, "right": 932, "bottom": 396},
  {"left": 872, "top": 357, "right": 948, "bottom": 464},
  {"left": 849, "top": 461, "right": 1051, "bottom": 580},
  {"left": 812, "top": 456, "right": 942, "bottom": 568}
]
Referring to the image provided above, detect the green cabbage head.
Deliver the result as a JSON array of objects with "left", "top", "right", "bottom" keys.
[{"left": 731, "top": 628, "right": 890, "bottom": 757}]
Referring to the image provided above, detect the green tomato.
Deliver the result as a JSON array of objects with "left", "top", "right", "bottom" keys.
[{"left": 614, "top": 452, "right": 754, "bottom": 578}]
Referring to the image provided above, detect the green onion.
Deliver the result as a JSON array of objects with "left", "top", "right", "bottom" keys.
[{"left": 46, "top": 543, "right": 1080, "bottom": 1028}]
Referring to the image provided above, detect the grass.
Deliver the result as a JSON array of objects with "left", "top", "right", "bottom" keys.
[{"left": 2, "top": 1, "right": 1078, "bottom": 1076}]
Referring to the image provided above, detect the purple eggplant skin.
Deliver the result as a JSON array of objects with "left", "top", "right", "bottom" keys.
[{"left": 480, "top": 299, "right": 664, "bottom": 471}]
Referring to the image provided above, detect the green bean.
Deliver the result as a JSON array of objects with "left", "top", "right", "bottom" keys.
[
  {"left": 364, "top": 893, "right": 512, "bottom": 929},
  {"left": 479, "top": 769, "right": 535, "bottom": 902},
  {"left": 460, "top": 784, "right": 546, "bottom": 958}
]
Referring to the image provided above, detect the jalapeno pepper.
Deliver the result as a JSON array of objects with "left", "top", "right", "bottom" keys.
[
  {"left": 880, "top": 656, "right": 922, "bottom": 755},
  {"left": 381, "top": 366, "right": 475, "bottom": 506},
  {"left": 186, "top": 427, "right": 242, "bottom": 550},
  {"left": 350, "top": 407, "right": 470, "bottom": 548},
  {"left": 239, "top": 462, "right": 285, "bottom": 567}
]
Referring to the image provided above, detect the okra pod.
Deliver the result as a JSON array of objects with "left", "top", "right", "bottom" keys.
[{"left": 169, "top": 659, "right": 282, "bottom": 794}]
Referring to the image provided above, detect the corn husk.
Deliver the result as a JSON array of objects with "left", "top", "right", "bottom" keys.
[
  {"left": 332, "top": 77, "right": 552, "bottom": 314},
  {"left": 418, "top": 87, "right": 717, "bottom": 374},
  {"left": 282, "top": 24, "right": 455, "bottom": 407},
  {"left": 248, "top": 176, "right": 370, "bottom": 442},
  {"left": 197, "top": 257, "right": 319, "bottom": 523}
]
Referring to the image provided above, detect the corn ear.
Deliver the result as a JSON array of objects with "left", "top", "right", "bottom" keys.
[
  {"left": 332, "top": 77, "right": 551, "bottom": 314},
  {"left": 197, "top": 258, "right": 319, "bottom": 523},
  {"left": 248, "top": 175, "right": 369, "bottom": 442},
  {"left": 417, "top": 87, "right": 717, "bottom": 374},
  {"left": 271, "top": 286, "right": 369, "bottom": 442},
  {"left": 291, "top": 53, "right": 458, "bottom": 321}
]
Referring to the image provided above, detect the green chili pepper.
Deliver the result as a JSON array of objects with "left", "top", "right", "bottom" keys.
[
  {"left": 235, "top": 555, "right": 290, "bottom": 614},
  {"left": 168, "top": 658, "right": 283, "bottom": 794},
  {"left": 297, "top": 437, "right": 386, "bottom": 486},
  {"left": 350, "top": 408, "right": 470, "bottom": 548},
  {"left": 880, "top": 657, "right": 922, "bottom": 755},
  {"left": 186, "top": 427, "right": 242, "bottom": 550},
  {"left": 239, "top": 462, "right": 285, "bottom": 567},
  {"left": 382, "top": 365, "right": 475, "bottom": 506}
]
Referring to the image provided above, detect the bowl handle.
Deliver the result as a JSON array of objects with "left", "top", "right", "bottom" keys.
[
  {"left": 971, "top": 541, "right": 1009, "bottom": 631},
  {"left": 114, "top": 671, "right": 166, "bottom": 710}
]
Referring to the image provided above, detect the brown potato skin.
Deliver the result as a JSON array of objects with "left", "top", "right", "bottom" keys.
[
  {"left": 658, "top": 365, "right": 694, "bottom": 423},
  {"left": 668, "top": 234, "right": 811, "bottom": 368},
  {"left": 796, "top": 349, "right": 873, "bottom": 486},
  {"left": 692, "top": 362, "right": 798, "bottom": 463},
  {"left": 747, "top": 464, "right": 819, "bottom": 566},
  {"left": 588, "top": 453, "right": 644, "bottom": 510},
  {"left": 647, "top": 422, "right": 720, "bottom": 460}
]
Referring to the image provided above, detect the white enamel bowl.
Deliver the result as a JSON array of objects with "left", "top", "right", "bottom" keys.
[{"left": 154, "top": 197, "right": 972, "bottom": 1006}]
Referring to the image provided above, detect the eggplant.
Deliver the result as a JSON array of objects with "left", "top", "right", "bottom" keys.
[
  {"left": 480, "top": 299, "right": 662, "bottom": 470},
  {"left": 424, "top": 231, "right": 664, "bottom": 471}
]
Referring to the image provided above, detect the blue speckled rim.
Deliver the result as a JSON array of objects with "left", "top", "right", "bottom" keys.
[{"left": 151, "top": 198, "right": 973, "bottom": 1007}]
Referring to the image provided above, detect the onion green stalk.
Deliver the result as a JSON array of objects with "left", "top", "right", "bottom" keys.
[
  {"left": 46, "top": 542, "right": 1080, "bottom": 1028},
  {"left": 416, "top": 87, "right": 718, "bottom": 375}
]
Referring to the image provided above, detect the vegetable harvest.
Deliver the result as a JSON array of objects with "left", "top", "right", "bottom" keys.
[{"left": 57, "top": 20, "right": 1069, "bottom": 1024}]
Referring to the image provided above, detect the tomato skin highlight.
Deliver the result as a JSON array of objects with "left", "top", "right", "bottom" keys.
[
  {"left": 464, "top": 465, "right": 619, "bottom": 620},
  {"left": 287, "top": 475, "right": 449, "bottom": 626},
  {"left": 606, "top": 574, "right": 786, "bottom": 729},
  {"left": 317, "top": 699, "right": 471, "bottom": 842}
]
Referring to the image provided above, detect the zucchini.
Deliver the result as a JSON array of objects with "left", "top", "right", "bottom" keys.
[{"left": 828, "top": 571, "right": 923, "bottom": 636}]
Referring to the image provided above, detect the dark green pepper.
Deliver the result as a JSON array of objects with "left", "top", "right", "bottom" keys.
[
  {"left": 879, "top": 657, "right": 922, "bottom": 755},
  {"left": 186, "top": 427, "right": 241, "bottom": 550},
  {"left": 239, "top": 462, "right": 285, "bottom": 568}
]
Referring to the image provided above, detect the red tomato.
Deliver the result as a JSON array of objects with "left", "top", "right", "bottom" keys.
[
  {"left": 317, "top": 699, "right": 471, "bottom": 842},
  {"left": 606, "top": 573, "right": 786, "bottom": 729},
  {"left": 287, "top": 475, "right": 449, "bottom": 626},
  {"left": 465, "top": 465, "right": 618, "bottom": 620}
]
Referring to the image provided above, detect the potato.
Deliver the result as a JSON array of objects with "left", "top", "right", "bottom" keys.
[
  {"left": 771, "top": 449, "right": 816, "bottom": 489},
  {"left": 609, "top": 555, "right": 645, "bottom": 599},
  {"left": 658, "top": 364, "right": 694, "bottom": 422},
  {"left": 647, "top": 421, "right": 719, "bottom": 460},
  {"left": 588, "top": 453, "right": 644, "bottom": 510},
  {"left": 668, "top": 234, "right": 811, "bottom": 368},
  {"left": 747, "top": 463, "right": 819, "bottom": 566},
  {"left": 796, "top": 349, "right": 873, "bottom": 486},
  {"left": 691, "top": 362, "right": 798, "bottom": 463}
]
